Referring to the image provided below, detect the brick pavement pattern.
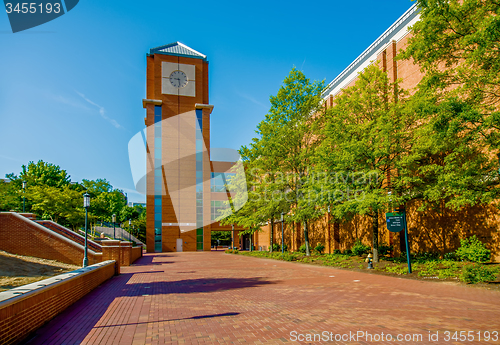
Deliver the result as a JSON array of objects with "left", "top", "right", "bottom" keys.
[{"left": 25, "top": 252, "right": 500, "bottom": 344}]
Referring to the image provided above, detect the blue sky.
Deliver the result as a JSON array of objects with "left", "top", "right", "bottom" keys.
[{"left": 0, "top": 0, "right": 414, "bottom": 202}]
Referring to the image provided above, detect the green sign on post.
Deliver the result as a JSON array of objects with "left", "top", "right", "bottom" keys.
[
  {"left": 386, "top": 212, "right": 405, "bottom": 232},
  {"left": 386, "top": 211, "right": 412, "bottom": 274}
]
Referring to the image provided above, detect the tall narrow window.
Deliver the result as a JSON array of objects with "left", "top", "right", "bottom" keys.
[
  {"left": 154, "top": 105, "right": 162, "bottom": 252},
  {"left": 196, "top": 109, "right": 203, "bottom": 250}
]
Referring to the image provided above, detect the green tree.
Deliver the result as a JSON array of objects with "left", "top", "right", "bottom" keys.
[
  {"left": 6, "top": 160, "right": 71, "bottom": 188},
  {"left": 404, "top": 0, "right": 500, "bottom": 108},
  {"left": 401, "top": 94, "right": 500, "bottom": 212},
  {"left": 26, "top": 184, "right": 84, "bottom": 229},
  {"left": 0, "top": 179, "right": 20, "bottom": 212},
  {"left": 238, "top": 68, "right": 324, "bottom": 255},
  {"left": 218, "top": 161, "right": 267, "bottom": 248},
  {"left": 81, "top": 179, "right": 127, "bottom": 222},
  {"left": 317, "top": 64, "right": 411, "bottom": 262}
]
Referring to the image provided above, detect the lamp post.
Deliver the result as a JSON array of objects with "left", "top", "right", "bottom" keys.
[
  {"left": 232, "top": 224, "right": 235, "bottom": 249},
  {"left": 83, "top": 192, "right": 90, "bottom": 267},
  {"left": 128, "top": 219, "right": 132, "bottom": 242},
  {"left": 281, "top": 212, "right": 284, "bottom": 253},
  {"left": 112, "top": 214, "right": 116, "bottom": 239},
  {"left": 22, "top": 181, "right": 26, "bottom": 213}
]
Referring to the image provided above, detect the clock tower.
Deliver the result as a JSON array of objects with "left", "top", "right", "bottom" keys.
[{"left": 143, "top": 42, "right": 213, "bottom": 252}]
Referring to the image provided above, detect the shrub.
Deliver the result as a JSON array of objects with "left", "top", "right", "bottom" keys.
[
  {"left": 351, "top": 240, "right": 370, "bottom": 256},
  {"left": 413, "top": 251, "right": 440, "bottom": 263},
  {"left": 378, "top": 243, "right": 393, "bottom": 256},
  {"left": 271, "top": 243, "right": 288, "bottom": 252},
  {"left": 299, "top": 244, "right": 309, "bottom": 253},
  {"left": 314, "top": 243, "right": 325, "bottom": 254},
  {"left": 444, "top": 251, "right": 459, "bottom": 261},
  {"left": 333, "top": 249, "right": 342, "bottom": 254},
  {"left": 460, "top": 264, "right": 498, "bottom": 284},
  {"left": 343, "top": 249, "right": 352, "bottom": 255},
  {"left": 456, "top": 235, "right": 491, "bottom": 263}
]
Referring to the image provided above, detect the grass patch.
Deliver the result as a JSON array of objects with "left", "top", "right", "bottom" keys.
[{"left": 225, "top": 250, "right": 499, "bottom": 285}]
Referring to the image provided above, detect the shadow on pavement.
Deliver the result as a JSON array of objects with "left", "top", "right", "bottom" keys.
[
  {"left": 93, "top": 312, "right": 241, "bottom": 328},
  {"left": 24, "top": 255, "right": 275, "bottom": 345}
]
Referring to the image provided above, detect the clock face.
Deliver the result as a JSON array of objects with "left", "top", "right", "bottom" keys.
[{"left": 169, "top": 70, "right": 188, "bottom": 88}]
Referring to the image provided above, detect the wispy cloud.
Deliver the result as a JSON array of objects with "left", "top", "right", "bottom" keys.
[
  {"left": 49, "top": 93, "right": 90, "bottom": 111},
  {"left": 235, "top": 91, "right": 268, "bottom": 108},
  {"left": 0, "top": 154, "right": 25, "bottom": 164},
  {"left": 75, "top": 91, "right": 123, "bottom": 129}
]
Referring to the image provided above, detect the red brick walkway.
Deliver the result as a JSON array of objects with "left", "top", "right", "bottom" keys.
[{"left": 25, "top": 252, "right": 500, "bottom": 344}]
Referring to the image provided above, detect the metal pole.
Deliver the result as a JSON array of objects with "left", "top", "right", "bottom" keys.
[
  {"left": 83, "top": 207, "right": 89, "bottom": 267},
  {"left": 22, "top": 181, "right": 26, "bottom": 213},
  {"left": 232, "top": 224, "right": 234, "bottom": 249},
  {"left": 327, "top": 206, "right": 331, "bottom": 254},
  {"left": 281, "top": 212, "right": 284, "bottom": 253},
  {"left": 129, "top": 219, "right": 131, "bottom": 242},
  {"left": 403, "top": 211, "right": 412, "bottom": 273}
]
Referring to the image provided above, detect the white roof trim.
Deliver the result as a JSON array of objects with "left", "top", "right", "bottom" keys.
[{"left": 322, "top": 4, "right": 420, "bottom": 99}]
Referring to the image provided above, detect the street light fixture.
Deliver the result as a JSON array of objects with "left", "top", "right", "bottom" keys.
[
  {"left": 22, "top": 181, "right": 26, "bottom": 213},
  {"left": 112, "top": 214, "right": 116, "bottom": 239},
  {"left": 83, "top": 192, "right": 90, "bottom": 267}
]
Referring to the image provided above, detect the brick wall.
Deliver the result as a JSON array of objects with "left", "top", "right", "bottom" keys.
[
  {"left": 0, "top": 213, "right": 142, "bottom": 268},
  {"left": 0, "top": 212, "right": 102, "bottom": 266},
  {"left": 0, "top": 260, "right": 116, "bottom": 345},
  {"left": 131, "top": 244, "right": 143, "bottom": 264}
]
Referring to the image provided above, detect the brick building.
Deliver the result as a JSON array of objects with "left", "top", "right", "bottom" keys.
[{"left": 251, "top": 4, "right": 500, "bottom": 260}]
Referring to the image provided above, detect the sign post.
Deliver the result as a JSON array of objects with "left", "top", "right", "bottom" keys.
[{"left": 386, "top": 212, "right": 412, "bottom": 274}]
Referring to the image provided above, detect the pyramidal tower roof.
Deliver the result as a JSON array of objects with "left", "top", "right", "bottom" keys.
[{"left": 149, "top": 42, "right": 207, "bottom": 61}]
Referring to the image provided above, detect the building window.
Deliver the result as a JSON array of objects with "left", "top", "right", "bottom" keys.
[
  {"left": 196, "top": 109, "right": 203, "bottom": 251},
  {"left": 154, "top": 105, "right": 162, "bottom": 253},
  {"left": 211, "top": 200, "right": 230, "bottom": 221},
  {"left": 211, "top": 172, "right": 235, "bottom": 192}
]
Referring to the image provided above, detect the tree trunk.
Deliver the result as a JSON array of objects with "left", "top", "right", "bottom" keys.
[
  {"left": 372, "top": 212, "right": 379, "bottom": 263},
  {"left": 304, "top": 220, "right": 310, "bottom": 256},
  {"left": 270, "top": 219, "right": 274, "bottom": 252}
]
